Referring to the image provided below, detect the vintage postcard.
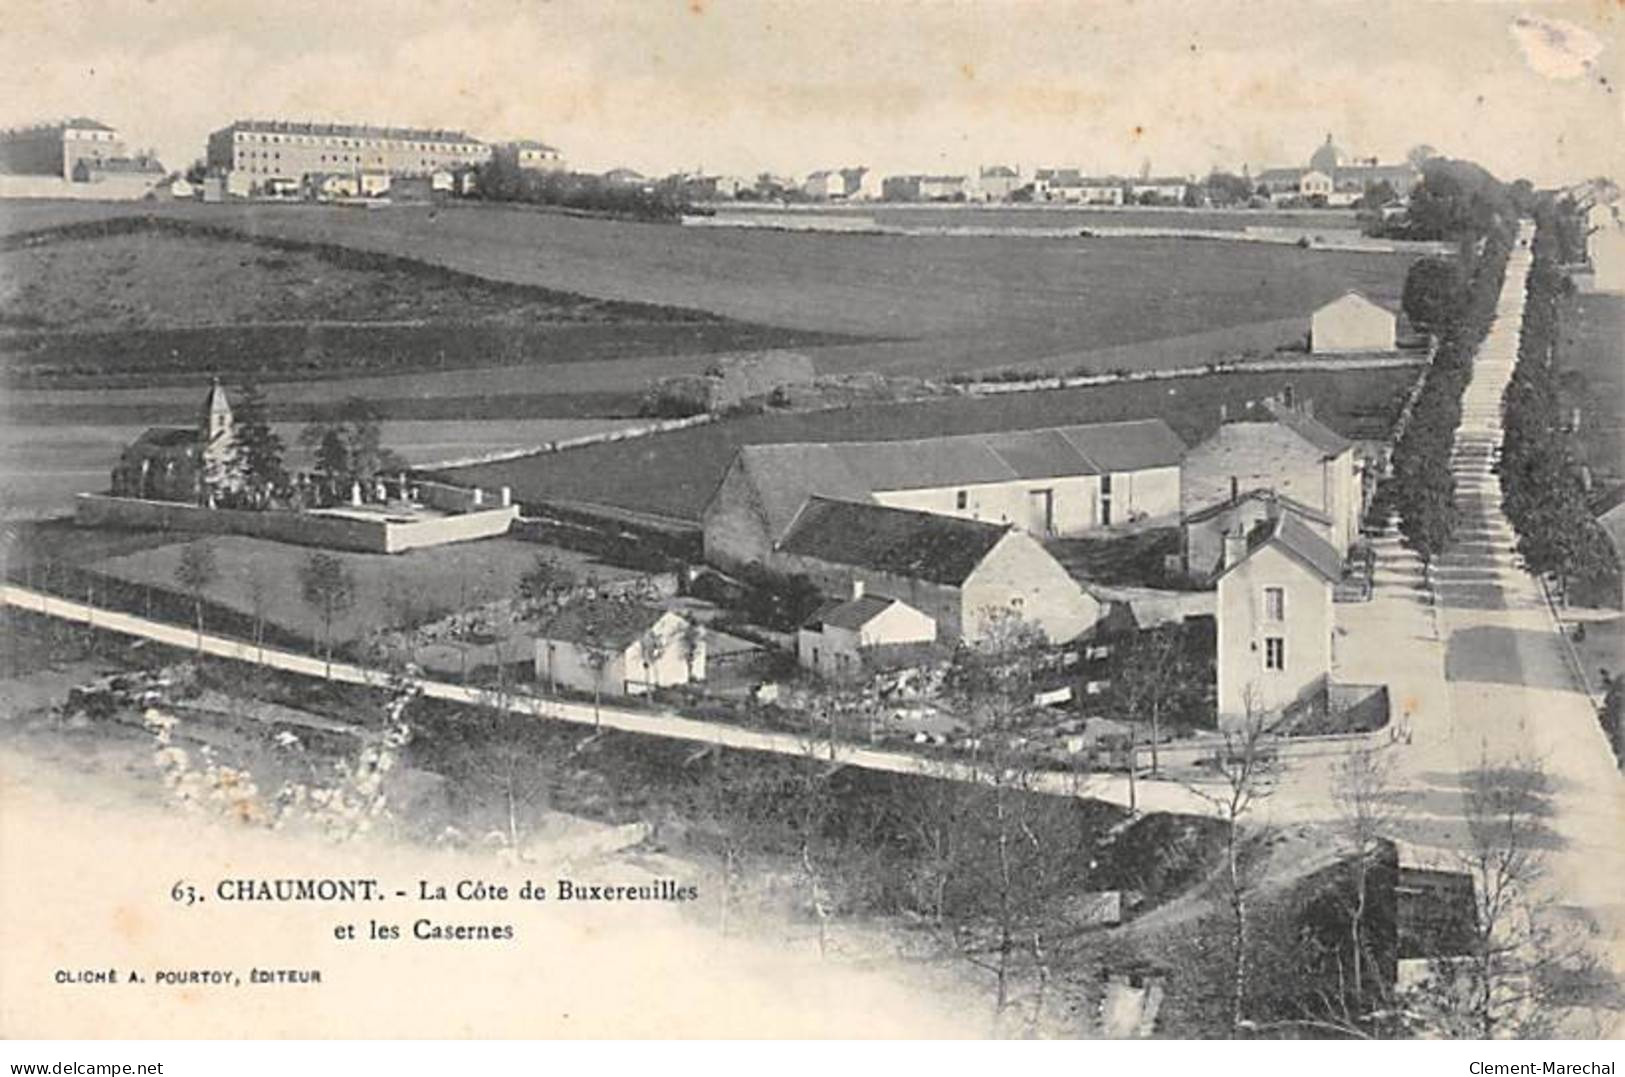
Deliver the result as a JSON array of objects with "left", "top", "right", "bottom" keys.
[{"left": 1, "top": 0, "right": 1623, "bottom": 1047}]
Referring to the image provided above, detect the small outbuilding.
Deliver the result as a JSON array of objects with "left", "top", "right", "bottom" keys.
[
  {"left": 1310, "top": 291, "right": 1398, "bottom": 355},
  {"left": 534, "top": 600, "right": 705, "bottom": 697},
  {"left": 797, "top": 583, "right": 937, "bottom": 679}
]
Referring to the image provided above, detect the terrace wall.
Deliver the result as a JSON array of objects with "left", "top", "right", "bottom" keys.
[{"left": 75, "top": 494, "right": 517, "bottom": 554}]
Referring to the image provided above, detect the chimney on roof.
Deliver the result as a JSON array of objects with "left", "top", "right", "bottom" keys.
[
  {"left": 1303, "top": 397, "right": 1315, "bottom": 418},
  {"left": 1222, "top": 526, "right": 1248, "bottom": 572},
  {"left": 1219, "top": 403, "right": 1228, "bottom": 423},
  {"left": 1281, "top": 382, "right": 1295, "bottom": 409},
  {"left": 1230, "top": 476, "right": 1239, "bottom": 505},
  {"left": 850, "top": 578, "right": 865, "bottom": 600}
]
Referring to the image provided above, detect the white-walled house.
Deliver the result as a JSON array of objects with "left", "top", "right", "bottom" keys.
[
  {"left": 534, "top": 601, "right": 705, "bottom": 698},
  {"left": 797, "top": 583, "right": 937, "bottom": 678},
  {"left": 702, "top": 419, "right": 1186, "bottom": 571},
  {"left": 1215, "top": 511, "right": 1341, "bottom": 731},
  {"left": 1311, "top": 292, "right": 1398, "bottom": 355},
  {"left": 802, "top": 170, "right": 845, "bottom": 200},
  {"left": 774, "top": 496, "right": 1101, "bottom": 644},
  {"left": 1181, "top": 398, "right": 1361, "bottom": 555},
  {"left": 1185, "top": 488, "right": 1336, "bottom": 581}
]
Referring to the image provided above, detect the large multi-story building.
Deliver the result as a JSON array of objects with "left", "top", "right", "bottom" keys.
[
  {"left": 0, "top": 117, "right": 127, "bottom": 179},
  {"left": 1257, "top": 134, "right": 1419, "bottom": 206},
  {"left": 205, "top": 120, "right": 492, "bottom": 184}
]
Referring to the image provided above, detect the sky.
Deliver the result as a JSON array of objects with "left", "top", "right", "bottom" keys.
[{"left": 1, "top": 0, "right": 1621, "bottom": 186}]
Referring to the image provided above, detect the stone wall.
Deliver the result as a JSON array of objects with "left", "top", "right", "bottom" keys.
[{"left": 75, "top": 494, "right": 517, "bottom": 554}]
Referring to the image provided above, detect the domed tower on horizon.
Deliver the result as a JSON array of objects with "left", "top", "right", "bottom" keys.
[{"left": 1309, "top": 133, "right": 1343, "bottom": 175}]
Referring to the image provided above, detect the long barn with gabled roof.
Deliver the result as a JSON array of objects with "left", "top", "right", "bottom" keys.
[{"left": 701, "top": 418, "right": 1186, "bottom": 571}]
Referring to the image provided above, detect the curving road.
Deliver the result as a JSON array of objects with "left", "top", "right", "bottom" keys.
[{"left": 1, "top": 582, "right": 1219, "bottom": 818}]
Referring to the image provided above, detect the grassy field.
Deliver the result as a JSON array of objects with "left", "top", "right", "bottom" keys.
[
  {"left": 443, "top": 366, "right": 1416, "bottom": 521},
  {"left": 0, "top": 226, "right": 698, "bottom": 331},
  {"left": 0, "top": 200, "right": 1411, "bottom": 352},
  {"left": 1558, "top": 292, "right": 1625, "bottom": 489},
  {"left": 84, "top": 534, "right": 633, "bottom": 648},
  {"left": 0, "top": 217, "right": 841, "bottom": 386}
]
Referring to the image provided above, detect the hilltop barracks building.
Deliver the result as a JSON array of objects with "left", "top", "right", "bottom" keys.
[
  {"left": 205, "top": 119, "right": 493, "bottom": 184},
  {"left": 0, "top": 117, "right": 127, "bottom": 179}
]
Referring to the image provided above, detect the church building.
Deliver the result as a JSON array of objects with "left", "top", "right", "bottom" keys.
[{"left": 110, "top": 380, "right": 240, "bottom": 504}]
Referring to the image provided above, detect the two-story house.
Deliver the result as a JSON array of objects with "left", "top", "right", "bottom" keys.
[
  {"left": 1181, "top": 397, "right": 1361, "bottom": 555},
  {"left": 1215, "top": 511, "right": 1341, "bottom": 730}
]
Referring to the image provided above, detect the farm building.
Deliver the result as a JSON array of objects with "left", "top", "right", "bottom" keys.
[
  {"left": 702, "top": 419, "right": 1186, "bottom": 570},
  {"left": 1185, "top": 488, "right": 1336, "bottom": 581},
  {"left": 1215, "top": 511, "right": 1340, "bottom": 730},
  {"left": 1310, "top": 291, "right": 1398, "bottom": 354},
  {"left": 533, "top": 601, "right": 705, "bottom": 698},
  {"left": 774, "top": 496, "right": 1101, "bottom": 644},
  {"left": 797, "top": 582, "right": 937, "bottom": 679},
  {"left": 1181, "top": 397, "right": 1360, "bottom": 555}
]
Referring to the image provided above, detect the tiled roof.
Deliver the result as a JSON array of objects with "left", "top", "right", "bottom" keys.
[
  {"left": 535, "top": 601, "right": 671, "bottom": 651},
  {"left": 504, "top": 140, "right": 560, "bottom": 152},
  {"left": 727, "top": 418, "right": 1186, "bottom": 541},
  {"left": 780, "top": 497, "right": 1010, "bottom": 586},
  {"left": 1185, "top": 488, "right": 1332, "bottom": 527},
  {"left": 1058, "top": 420, "right": 1188, "bottom": 472},
  {"left": 1318, "top": 290, "right": 1397, "bottom": 316},
  {"left": 222, "top": 119, "right": 483, "bottom": 145},
  {"left": 804, "top": 593, "right": 903, "bottom": 631},
  {"left": 1211, "top": 399, "right": 1351, "bottom": 458},
  {"left": 1264, "top": 400, "right": 1353, "bottom": 456},
  {"left": 133, "top": 427, "right": 198, "bottom": 448},
  {"left": 1229, "top": 510, "right": 1343, "bottom": 581}
]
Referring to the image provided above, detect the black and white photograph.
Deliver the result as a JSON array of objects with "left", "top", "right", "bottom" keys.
[{"left": 0, "top": 0, "right": 1621, "bottom": 1059}]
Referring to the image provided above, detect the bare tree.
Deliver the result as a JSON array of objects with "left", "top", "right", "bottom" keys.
[
  {"left": 677, "top": 617, "right": 705, "bottom": 683},
  {"left": 636, "top": 623, "right": 667, "bottom": 694},
  {"left": 935, "top": 607, "right": 1085, "bottom": 1032},
  {"left": 1399, "top": 752, "right": 1596, "bottom": 1038},
  {"left": 1331, "top": 744, "right": 1401, "bottom": 1005},
  {"left": 298, "top": 552, "right": 355, "bottom": 678},
  {"left": 244, "top": 559, "right": 272, "bottom": 665},
  {"left": 174, "top": 539, "right": 217, "bottom": 654},
  {"left": 1187, "top": 693, "right": 1278, "bottom": 1037},
  {"left": 1108, "top": 621, "right": 1201, "bottom": 778},
  {"left": 581, "top": 639, "right": 613, "bottom": 726}
]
